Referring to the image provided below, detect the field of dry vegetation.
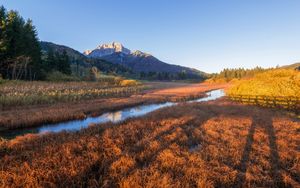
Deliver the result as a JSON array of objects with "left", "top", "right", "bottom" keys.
[
  {"left": 0, "top": 82, "right": 227, "bottom": 130},
  {"left": 0, "top": 80, "right": 142, "bottom": 109},
  {"left": 0, "top": 97, "right": 299, "bottom": 187}
]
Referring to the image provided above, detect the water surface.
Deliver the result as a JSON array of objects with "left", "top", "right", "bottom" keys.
[{"left": 0, "top": 89, "right": 225, "bottom": 139}]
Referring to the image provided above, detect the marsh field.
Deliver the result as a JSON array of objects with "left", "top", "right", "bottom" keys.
[
  {"left": 1, "top": 1, "right": 300, "bottom": 187},
  {"left": 0, "top": 80, "right": 299, "bottom": 188}
]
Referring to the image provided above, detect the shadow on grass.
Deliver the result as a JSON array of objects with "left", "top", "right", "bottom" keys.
[
  {"left": 4, "top": 103, "right": 296, "bottom": 187},
  {"left": 73, "top": 104, "right": 290, "bottom": 187},
  {"left": 77, "top": 116, "right": 214, "bottom": 187},
  {"left": 235, "top": 113, "right": 284, "bottom": 187}
]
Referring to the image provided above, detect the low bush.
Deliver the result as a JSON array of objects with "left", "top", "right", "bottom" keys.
[
  {"left": 96, "top": 75, "right": 120, "bottom": 85},
  {"left": 46, "top": 71, "right": 81, "bottom": 82},
  {"left": 120, "top": 79, "right": 140, "bottom": 86}
]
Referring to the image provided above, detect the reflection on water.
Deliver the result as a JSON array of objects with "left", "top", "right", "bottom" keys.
[
  {"left": 106, "top": 111, "right": 122, "bottom": 122},
  {"left": 0, "top": 89, "right": 225, "bottom": 139}
]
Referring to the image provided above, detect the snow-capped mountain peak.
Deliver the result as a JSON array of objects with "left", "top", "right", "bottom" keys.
[{"left": 84, "top": 42, "right": 131, "bottom": 57}]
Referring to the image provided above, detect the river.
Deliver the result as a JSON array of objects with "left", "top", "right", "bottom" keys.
[{"left": 0, "top": 89, "right": 225, "bottom": 139}]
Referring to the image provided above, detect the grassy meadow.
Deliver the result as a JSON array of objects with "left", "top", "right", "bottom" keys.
[
  {"left": 226, "top": 69, "right": 300, "bottom": 112},
  {"left": 227, "top": 69, "right": 300, "bottom": 97}
]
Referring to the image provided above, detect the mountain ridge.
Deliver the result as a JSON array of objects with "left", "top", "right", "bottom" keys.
[
  {"left": 40, "top": 41, "right": 86, "bottom": 60},
  {"left": 39, "top": 41, "right": 134, "bottom": 76},
  {"left": 40, "top": 41, "right": 208, "bottom": 80},
  {"left": 84, "top": 42, "right": 207, "bottom": 78}
]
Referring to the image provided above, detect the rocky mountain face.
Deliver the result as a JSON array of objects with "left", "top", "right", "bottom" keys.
[
  {"left": 84, "top": 42, "right": 131, "bottom": 58},
  {"left": 84, "top": 42, "right": 206, "bottom": 77}
]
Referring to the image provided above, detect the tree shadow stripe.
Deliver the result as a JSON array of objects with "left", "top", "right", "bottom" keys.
[{"left": 235, "top": 114, "right": 285, "bottom": 187}]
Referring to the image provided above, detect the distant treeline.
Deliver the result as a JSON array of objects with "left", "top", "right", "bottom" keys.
[
  {"left": 208, "top": 67, "right": 267, "bottom": 83},
  {"left": 139, "top": 71, "right": 201, "bottom": 81},
  {"left": 44, "top": 49, "right": 71, "bottom": 75}
]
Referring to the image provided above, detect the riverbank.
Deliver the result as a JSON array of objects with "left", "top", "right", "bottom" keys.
[
  {"left": 0, "top": 82, "right": 229, "bottom": 130},
  {"left": 0, "top": 90, "right": 225, "bottom": 139},
  {"left": 0, "top": 98, "right": 298, "bottom": 187}
]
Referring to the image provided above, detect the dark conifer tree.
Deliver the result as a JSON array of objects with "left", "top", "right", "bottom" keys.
[{"left": 0, "top": 6, "right": 43, "bottom": 80}]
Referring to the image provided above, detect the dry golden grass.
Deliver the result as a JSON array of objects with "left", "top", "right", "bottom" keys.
[
  {"left": 0, "top": 99, "right": 299, "bottom": 187},
  {"left": 0, "top": 81, "right": 145, "bottom": 109},
  {"left": 149, "top": 82, "right": 229, "bottom": 98},
  {"left": 227, "top": 69, "right": 300, "bottom": 97},
  {"left": 0, "top": 82, "right": 227, "bottom": 129}
]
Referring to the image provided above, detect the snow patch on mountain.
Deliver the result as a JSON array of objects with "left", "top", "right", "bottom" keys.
[{"left": 84, "top": 42, "right": 131, "bottom": 58}]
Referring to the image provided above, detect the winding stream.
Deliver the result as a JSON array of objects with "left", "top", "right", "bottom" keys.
[{"left": 0, "top": 89, "right": 225, "bottom": 139}]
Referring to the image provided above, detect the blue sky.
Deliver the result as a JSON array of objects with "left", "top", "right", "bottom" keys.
[{"left": 2, "top": 0, "right": 300, "bottom": 73}]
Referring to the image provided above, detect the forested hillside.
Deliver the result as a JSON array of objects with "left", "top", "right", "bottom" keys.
[{"left": 40, "top": 41, "right": 134, "bottom": 78}]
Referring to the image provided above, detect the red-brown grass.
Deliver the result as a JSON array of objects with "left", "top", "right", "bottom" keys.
[{"left": 0, "top": 98, "right": 299, "bottom": 187}]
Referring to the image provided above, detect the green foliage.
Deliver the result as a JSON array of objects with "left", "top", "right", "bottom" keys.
[
  {"left": 227, "top": 69, "right": 300, "bottom": 97},
  {"left": 46, "top": 71, "right": 80, "bottom": 82},
  {"left": 0, "top": 6, "right": 42, "bottom": 80},
  {"left": 89, "top": 59, "right": 133, "bottom": 76},
  {"left": 57, "top": 50, "right": 71, "bottom": 75},
  {"left": 208, "top": 67, "right": 266, "bottom": 83},
  {"left": 43, "top": 48, "right": 71, "bottom": 75},
  {"left": 138, "top": 71, "right": 199, "bottom": 81}
]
